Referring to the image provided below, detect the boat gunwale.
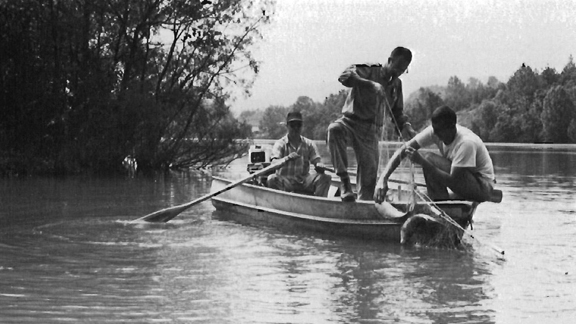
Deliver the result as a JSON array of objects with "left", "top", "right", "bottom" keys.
[{"left": 210, "top": 176, "right": 478, "bottom": 210}]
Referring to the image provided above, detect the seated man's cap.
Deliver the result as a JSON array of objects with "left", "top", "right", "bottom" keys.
[{"left": 286, "top": 111, "right": 303, "bottom": 122}]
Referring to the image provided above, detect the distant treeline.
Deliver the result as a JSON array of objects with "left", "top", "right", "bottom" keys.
[
  {"left": 1, "top": 0, "right": 273, "bottom": 175},
  {"left": 242, "top": 58, "right": 576, "bottom": 144}
]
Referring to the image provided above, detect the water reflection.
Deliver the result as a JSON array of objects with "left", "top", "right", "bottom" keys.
[
  {"left": 322, "top": 244, "right": 496, "bottom": 323},
  {"left": 489, "top": 145, "right": 576, "bottom": 183}
]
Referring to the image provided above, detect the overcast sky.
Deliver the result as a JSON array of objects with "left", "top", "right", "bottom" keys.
[{"left": 230, "top": 0, "right": 576, "bottom": 114}]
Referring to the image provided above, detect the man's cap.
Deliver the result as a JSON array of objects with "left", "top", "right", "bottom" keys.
[{"left": 286, "top": 111, "right": 303, "bottom": 122}]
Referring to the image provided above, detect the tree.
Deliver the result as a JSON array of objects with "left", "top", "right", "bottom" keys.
[
  {"left": 560, "top": 55, "right": 576, "bottom": 88},
  {"left": 491, "top": 103, "right": 521, "bottom": 143},
  {"left": 486, "top": 64, "right": 548, "bottom": 143},
  {"left": 487, "top": 76, "right": 503, "bottom": 90},
  {"left": 568, "top": 119, "right": 576, "bottom": 142},
  {"left": 259, "top": 105, "right": 288, "bottom": 139},
  {"left": 311, "top": 90, "right": 348, "bottom": 140},
  {"left": 540, "top": 67, "right": 560, "bottom": 87},
  {"left": 466, "top": 77, "right": 484, "bottom": 104},
  {"left": 507, "top": 64, "right": 541, "bottom": 100},
  {"left": 520, "top": 93, "right": 545, "bottom": 143},
  {"left": 470, "top": 100, "right": 499, "bottom": 141},
  {"left": 405, "top": 87, "right": 444, "bottom": 131},
  {"left": 0, "top": 0, "right": 274, "bottom": 173},
  {"left": 443, "top": 76, "right": 471, "bottom": 111},
  {"left": 541, "top": 85, "right": 576, "bottom": 143}
]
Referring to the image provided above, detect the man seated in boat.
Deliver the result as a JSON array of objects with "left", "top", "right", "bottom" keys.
[
  {"left": 267, "top": 110, "right": 332, "bottom": 197},
  {"left": 374, "top": 105, "right": 502, "bottom": 203}
]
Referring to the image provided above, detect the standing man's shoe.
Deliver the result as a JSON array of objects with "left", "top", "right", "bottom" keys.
[{"left": 340, "top": 175, "right": 356, "bottom": 202}]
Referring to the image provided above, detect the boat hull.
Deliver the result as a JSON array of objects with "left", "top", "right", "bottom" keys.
[
  {"left": 212, "top": 199, "right": 405, "bottom": 242},
  {"left": 210, "top": 177, "right": 478, "bottom": 243}
]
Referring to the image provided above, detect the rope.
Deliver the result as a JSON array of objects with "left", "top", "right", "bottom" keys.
[{"left": 380, "top": 87, "right": 416, "bottom": 211}]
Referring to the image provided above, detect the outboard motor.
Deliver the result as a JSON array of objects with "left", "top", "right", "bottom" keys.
[{"left": 246, "top": 144, "right": 273, "bottom": 185}]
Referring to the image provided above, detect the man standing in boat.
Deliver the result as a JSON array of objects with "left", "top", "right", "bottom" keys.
[
  {"left": 374, "top": 105, "right": 502, "bottom": 203},
  {"left": 327, "top": 46, "right": 417, "bottom": 203},
  {"left": 267, "top": 110, "right": 332, "bottom": 197}
]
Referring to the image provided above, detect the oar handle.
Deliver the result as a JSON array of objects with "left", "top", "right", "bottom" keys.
[
  {"left": 319, "top": 166, "right": 336, "bottom": 173},
  {"left": 196, "top": 158, "right": 290, "bottom": 204},
  {"left": 325, "top": 168, "right": 425, "bottom": 187},
  {"left": 388, "top": 178, "right": 426, "bottom": 187}
]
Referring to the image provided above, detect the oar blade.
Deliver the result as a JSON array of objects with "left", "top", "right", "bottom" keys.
[
  {"left": 132, "top": 204, "right": 189, "bottom": 223},
  {"left": 130, "top": 157, "right": 291, "bottom": 223}
]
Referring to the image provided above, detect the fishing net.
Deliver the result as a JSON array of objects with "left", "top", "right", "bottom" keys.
[
  {"left": 378, "top": 89, "right": 478, "bottom": 251},
  {"left": 400, "top": 212, "right": 471, "bottom": 250}
]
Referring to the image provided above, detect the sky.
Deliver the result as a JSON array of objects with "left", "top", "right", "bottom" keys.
[{"left": 230, "top": 0, "right": 576, "bottom": 115}]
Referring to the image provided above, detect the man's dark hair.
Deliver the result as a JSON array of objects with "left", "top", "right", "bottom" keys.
[
  {"left": 431, "top": 105, "right": 457, "bottom": 128},
  {"left": 391, "top": 47, "right": 412, "bottom": 63}
]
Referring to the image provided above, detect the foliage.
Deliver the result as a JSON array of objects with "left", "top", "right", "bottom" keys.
[
  {"left": 542, "top": 86, "right": 575, "bottom": 143},
  {"left": 404, "top": 88, "right": 444, "bottom": 132},
  {"left": 507, "top": 64, "right": 542, "bottom": 100},
  {"left": 444, "top": 76, "right": 470, "bottom": 112},
  {"left": 409, "top": 60, "right": 576, "bottom": 143},
  {"left": 568, "top": 119, "right": 576, "bottom": 142},
  {"left": 0, "top": 0, "right": 273, "bottom": 174},
  {"left": 311, "top": 90, "right": 348, "bottom": 140},
  {"left": 560, "top": 55, "right": 576, "bottom": 87},
  {"left": 469, "top": 100, "right": 499, "bottom": 141},
  {"left": 258, "top": 105, "right": 288, "bottom": 139},
  {"left": 255, "top": 91, "right": 347, "bottom": 140}
]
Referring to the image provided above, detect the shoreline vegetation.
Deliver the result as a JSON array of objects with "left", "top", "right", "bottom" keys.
[
  {"left": 3, "top": 140, "right": 574, "bottom": 178},
  {"left": 1, "top": 1, "right": 271, "bottom": 176}
]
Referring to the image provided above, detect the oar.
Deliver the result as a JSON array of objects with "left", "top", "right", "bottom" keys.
[
  {"left": 132, "top": 158, "right": 290, "bottom": 223},
  {"left": 336, "top": 169, "right": 426, "bottom": 187}
]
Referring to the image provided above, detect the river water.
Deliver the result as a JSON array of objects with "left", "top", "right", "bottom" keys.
[{"left": 0, "top": 143, "right": 575, "bottom": 324}]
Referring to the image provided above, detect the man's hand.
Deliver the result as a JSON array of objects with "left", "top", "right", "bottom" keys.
[
  {"left": 373, "top": 180, "right": 389, "bottom": 203},
  {"left": 402, "top": 123, "right": 417, "bottom": 139},
  {"left": 373, "top": 82, "right": 385, "bottom": 96},
  {"left": 314, "top": 162, "right": 326, "bottom": 174},
  {"left": 405, "top": 146, "right": 423, "bottom": 165},
  {"left": 285, "top": 152, "right": 299, "bottom": 161},
  {"left": 273, "top": 152, "right": 299, "bottom": 166}
]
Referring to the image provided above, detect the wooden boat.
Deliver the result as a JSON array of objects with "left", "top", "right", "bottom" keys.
[{"left": 210, "top": 176, "right": 479, "bottom": 244}]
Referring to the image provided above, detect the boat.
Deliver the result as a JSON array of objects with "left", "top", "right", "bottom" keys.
[
  {"left": 208, "top": 144, "right": 480, "bottom": 245},
  {"left": 210, "top": 176, "right": 479, "bottom": 244}
]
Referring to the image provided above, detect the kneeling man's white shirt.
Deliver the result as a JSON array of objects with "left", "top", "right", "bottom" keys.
[{"left": 414, "top": 125, "right": 495, "bottom": 181}]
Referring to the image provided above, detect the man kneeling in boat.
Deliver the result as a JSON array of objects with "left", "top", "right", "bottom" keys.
[
  {"left": 267, "top": 110, "right": 332, "bottom": 197},
  {"left": 374, "top": 105, "right": 502, "bottom": 203}
]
